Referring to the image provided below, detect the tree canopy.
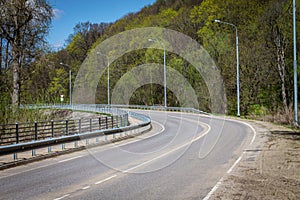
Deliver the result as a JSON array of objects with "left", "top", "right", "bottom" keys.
[{"left": 1, "top": 0, "right": 299, "bottom": 125}]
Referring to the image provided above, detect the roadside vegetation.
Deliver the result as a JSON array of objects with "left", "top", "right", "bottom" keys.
[
  {"left": 1, "top": 0, "right": 299, "bottom": 126},
  {"left": 0, "top": 106, "right": 70, "bottom": 124}
]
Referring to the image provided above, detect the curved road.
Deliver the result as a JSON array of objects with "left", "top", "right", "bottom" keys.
[{"left": 0, "top": 110, "right": 254, "bottom": 200}]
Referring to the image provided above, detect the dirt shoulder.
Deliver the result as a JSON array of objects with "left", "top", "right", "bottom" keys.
[{"left": 211, "top": 119, "right": 300, "bottom": 199}]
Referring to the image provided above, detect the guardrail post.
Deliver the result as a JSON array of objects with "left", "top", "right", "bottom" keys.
[
  {"left": 120, "top": 115, "right": 123, "bottom": 127},
  {"left": 16, "top": 123, "right": 19, "bottom": 144},
  {"left": 124, "top": 114, "right": 127, "bottom": 126},
  {"left": 98, "top": 116, "right": 101, "bottom": 130},
  {"left": 66, "top": 119, "right": 69, "bottom": 135},
  {"left": 111, "top": 116, "right": 114, "bottom": 128},
  {"left": 14, "top": 153, "right": 17, "bottom": 160},
  {"left": 79, "top": 118, "right": 81, "bottom": 134},
  {"left": 116, "top": 116, "right": 119, "bottom": 128},
  {"left": 90, "top": 118, "right": 92, "bottom": 132},
  {"left": 34, "top": 121, "right": 38, "bottom": 140},
  {"left": 123, "top": 114, "right": 126, "bottom": 127},
  {"left": 105, "top": 117, "right": 108, "bottom": 129},
  {"left": 51, "top": 120, "right": 54, "bottom": 138}
]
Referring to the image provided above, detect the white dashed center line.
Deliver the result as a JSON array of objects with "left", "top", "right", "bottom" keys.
[
  {"left": 81, "top": 185, "right": 90, "bottom": 190},
  {"left": 53, "top": 194, "right": 70, "bottom": 200},
  {"left": 95, "top": 175, "right": 117, "bottom": 185},
  {"left": 58, "top": 155, "right": 83, "bottom": 163}
]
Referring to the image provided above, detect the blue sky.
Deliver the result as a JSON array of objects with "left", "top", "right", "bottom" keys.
[{"left": 48, "top": 0, "right": 156, "bottom": 49}]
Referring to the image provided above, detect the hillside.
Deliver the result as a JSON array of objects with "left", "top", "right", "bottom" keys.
[{"left": 1, "top": 0, "right": 299, "bottom": 125}]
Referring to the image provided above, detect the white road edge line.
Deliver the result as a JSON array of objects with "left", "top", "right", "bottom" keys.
[
  {"left": 226, "top": 155, "right": 243, "bottom": 174},
  {"left": 0, "top": 155, "right": 83, "bottom": 179},
  {"left": 53, "top": 194, "right": 70, "bottom": 200},
  {"left": 94, "top": 174, "right": 117, "bottom": 185},
  {"left": 88, "top": 120, "right": 165, "bottom": 155},
  {"left": 105, "top": 119, "right": 165, "bottom": 147},
  {"left": 139, "top": 120, "right": 165, "bottom": 139},
  {"left": 202, "top": 178, "right": 224, "bottom": 200},
  {"left": 202, "top": 119, "right": 257, "bottom": 200},
  {"left": 0, "top": 121, "right": 165, "bottom": 180},
  {"left": 58, "top": 155, "right": 83, "bottom": 163},
  {"left": 235, "top": 120, "right": 257, "bottom": 146},
  {"left": 0, "top": 164, "right": 54, "bottom": 179},
  {"left": 81, "top": 185, "right": 90, "bottom": 190}
]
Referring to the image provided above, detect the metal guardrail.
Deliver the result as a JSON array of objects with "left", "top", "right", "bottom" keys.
[
  {"left": 0, "top": 121, "right": 150, "bottom": 156},
  {"left": 0, "top": 104, "right": 150, "bottom": 156},
  {"left": 108, "top": 104, "right": 209, "bottom": 115},
  {"left": 21, "top": 103, "right": 208, "bottom": 115},
  {"left": 0, "top": 104, "right": 207, "bottom": 157},
  {"left": 0, "top": 114, "right": 128, "bottom": 146},
  {"left": 22, "top": 104, "right": 129, "bottom": 116}
]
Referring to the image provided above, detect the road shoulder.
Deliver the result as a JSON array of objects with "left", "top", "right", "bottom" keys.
[{"left": 211, "top": 119, "right": 300, "bottom": 199}]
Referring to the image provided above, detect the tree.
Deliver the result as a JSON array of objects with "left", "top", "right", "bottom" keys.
[
  {"left": 48, "top": 68, "right": 68, "bottom": 103},
  {"left": 66, "top": 22, "right": 110, "bottom": 62},
  {"left": 0, "top": 0, "right": 52, "bottom": 106},
  {"left": 259, "top": 0, "right": 299, "bottom": 123}
]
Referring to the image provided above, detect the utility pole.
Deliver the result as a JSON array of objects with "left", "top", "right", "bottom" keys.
[
  {"left": 214, "top": 20, "right": 240, "bottom": 117},
  {"left": 148, "top": 39, "right": 167, "bottom": 108},
  {"left": 293, "top": 0, "right": 298, "bottom": 126},
  {"left": 60, "top": 63, "right": 72, "bottom": 106}
]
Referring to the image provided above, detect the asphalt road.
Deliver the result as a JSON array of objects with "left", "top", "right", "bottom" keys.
[{"left": 0, "top": 110, "right": 254, "bottom": 200}]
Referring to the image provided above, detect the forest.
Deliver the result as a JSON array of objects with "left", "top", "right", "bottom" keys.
[{"left": 1, "top": 0, "right": 299, "bottom": 126}]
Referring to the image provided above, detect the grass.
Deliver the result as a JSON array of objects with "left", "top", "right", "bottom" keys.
[
  {"left": 1, "top": 106, "right": 50, "bottom": 124},
  {"left": 0, "top": 105, "right": 112, "bottom": 125}
]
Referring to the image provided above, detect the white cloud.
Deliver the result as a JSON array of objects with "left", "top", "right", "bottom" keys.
[
  {"left": 52, "top": 41, "right": 64, "bottom": 50},
  {"left": 53, "top": 8, "right": 64, "bottom": 20}
]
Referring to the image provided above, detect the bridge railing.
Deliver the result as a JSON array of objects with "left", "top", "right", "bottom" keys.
[
  {"left": 0, "top": 104, "right": 151, "bottom": 156},
  {"left": 22, "top": 103, "right": 208, "bottom": 115},
  {"left": 22, "top": 103, "right": 128, "bottom": 116},
  {"left": 0, "top": 104, "right": 207, "bottom": 158},
  {"left": 0, "top": 114, "right": 128, "bottom": 146},
  {"left": 106, "top": 104, "right": 209, "bottom": 115}
]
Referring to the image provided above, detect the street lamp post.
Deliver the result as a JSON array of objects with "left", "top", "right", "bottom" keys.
[
  {"left": 97, "top": 52, "right": 110, "bottom": 106},
  {"left": 293, "top": 0, "right": 298, "bottom": 126},
  {"left": 214, "top": 19, "right": 240, "bottom": 117},
  {"left": 148, "top": 39, "right": 167, "bottom": 108},
  {"left": 60, "top": 62, "right": 72, "bottom": 106}
]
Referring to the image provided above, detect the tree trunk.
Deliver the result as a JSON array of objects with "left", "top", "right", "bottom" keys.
[
  {"left": 12, "top": 48, "right": 20, "bottom": 107},
  {"left": 273, "top": 26, "right": 291, "bottom": 123},
  {"left": 276, "top": 44, "right": 288, "bottom": 112}
]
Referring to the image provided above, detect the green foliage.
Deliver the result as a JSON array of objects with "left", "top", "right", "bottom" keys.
[
  {"left": 66, "top": 33, "right": 86, "bottom": 61},
  {"left": 190, "top": 0, "right": 299, "bottom": 120},
  {"left": 248, "top": 104, "right": 268, "bottom": 116},
  {"left": 0, "top": 0, "right": 53, "bottom": 106},
  {"left": 2, "top": 0, "right": 299, "bottom": 125},
  {"left": 48, "top": 68, "right": 68, "bottom": 103},
  {"left": 0, "top": 106, "right": 49, "bottom": 124}
]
